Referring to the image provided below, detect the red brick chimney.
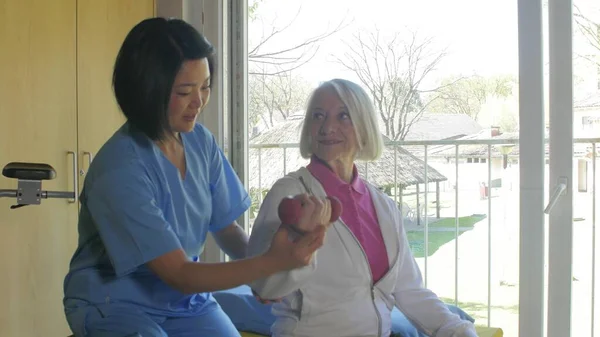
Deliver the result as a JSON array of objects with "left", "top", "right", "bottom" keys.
[{"left": 491, "top": 126, "right": 501, "bottom": 137}]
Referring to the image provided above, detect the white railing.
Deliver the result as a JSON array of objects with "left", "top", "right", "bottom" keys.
[
  {"left": 249, "top": 137, "right": 599, "bottom": 333},
  {"left": 593, "top": 140, "right": 597, "bottom": 337},
  {"left": 582, "top": 138, "right": 598, "bottom": 337}
]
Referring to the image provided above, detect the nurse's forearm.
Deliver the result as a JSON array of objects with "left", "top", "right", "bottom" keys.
[
  {"left": 147, "top": 247, "right": 284, "bottom": 294},
  {"left": 176, "top": 254, "right": 283, "bottom": 293},
  {"left": 213, "top": 222, "right": 249, "bottom": 260},
  {"left": 148, "top": 226, "right": 324, "bottom": 294}
]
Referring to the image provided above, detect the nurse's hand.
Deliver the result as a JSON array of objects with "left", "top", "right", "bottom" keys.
[
  {"left": 283, "top": 194, "right": 333, "bottom": 234},
  {"left": 297, "top": 194, "right": 332, "bottom": 231},
  {"left": 264, "top": 223, "right": 326, "bottom": 271}
]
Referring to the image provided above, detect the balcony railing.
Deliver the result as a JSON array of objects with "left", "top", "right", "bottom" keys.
[{"left": 248, "top": 137, "right": 599, "bottom": 336}]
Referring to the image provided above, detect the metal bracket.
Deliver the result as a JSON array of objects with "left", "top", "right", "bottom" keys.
[{"left": 544, "top": 176, "right": 568, "bottom": 214}]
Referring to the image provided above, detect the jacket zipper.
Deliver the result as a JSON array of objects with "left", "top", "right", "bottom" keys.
[
  {"left": 298, "top": 173, "right": 386, "bottom": 336},
  {"left": 341, "top": 223, "right": 382, "bottom": 337}
]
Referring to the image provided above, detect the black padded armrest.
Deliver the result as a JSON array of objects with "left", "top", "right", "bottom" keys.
[{"left": 2, "top": 162, "right": 56, "bottom": 180}]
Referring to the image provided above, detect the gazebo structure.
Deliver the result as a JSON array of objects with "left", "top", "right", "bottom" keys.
[{"left": 248, "top": 118, "right": 448, "bottom": 225}]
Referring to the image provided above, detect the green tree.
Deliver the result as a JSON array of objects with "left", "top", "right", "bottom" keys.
[
  {"left": 427, "top": 75, "right": 515, "bottom": 122},
  {"left": 248, "top": 0, "right": 264, "bottom": 21}
]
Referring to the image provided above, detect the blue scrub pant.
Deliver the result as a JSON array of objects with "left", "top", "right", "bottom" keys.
[{"left": 66, "top": 301, "right": 241, "bottom": 337}]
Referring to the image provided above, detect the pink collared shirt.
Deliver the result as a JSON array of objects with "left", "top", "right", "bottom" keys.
[{"left": 307, "top": 157, "right": 390, "bottom": 283}]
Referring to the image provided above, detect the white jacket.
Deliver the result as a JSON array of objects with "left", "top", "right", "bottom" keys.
[{"left": 248, "top": 167, "right": 478, "bottom": 337}]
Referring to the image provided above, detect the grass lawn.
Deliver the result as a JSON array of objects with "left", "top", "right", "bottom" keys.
[
  {"left": 407, "top": 214, "right": 486, "bottom": 258},
  {"left": 427, "top": 214, "right": 487, "bottom": 228}
]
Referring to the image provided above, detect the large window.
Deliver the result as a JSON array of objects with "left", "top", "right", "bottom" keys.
[
  {"left": 246, "top": 0, "right": 521, "bottom": 334},
  {"left": 238, "top": 0, "right": 600, "bottom": 335}
]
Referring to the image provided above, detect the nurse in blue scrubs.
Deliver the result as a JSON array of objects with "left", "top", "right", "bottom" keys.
[{"left": 62, "top": 17, "right": 329, "bottom": 337}]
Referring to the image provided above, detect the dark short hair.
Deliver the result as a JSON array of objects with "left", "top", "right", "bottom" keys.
[{"left": 112, "top": 17, "right": 216, "bottom": 141}]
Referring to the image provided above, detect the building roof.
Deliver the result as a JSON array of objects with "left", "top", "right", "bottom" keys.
[
  {"left": 403, "top": 113, "right": 483, "bottom": 141},
  {"left": 249, "top": 119, "right": 447, "bottom": 190},
  {"left": 575, "top": 92, "right": 600, "bottom": 109}
]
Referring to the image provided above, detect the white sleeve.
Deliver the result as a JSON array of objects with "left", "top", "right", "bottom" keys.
[{"left": 247, "top": 176, "right": 319, "bottom": 299}]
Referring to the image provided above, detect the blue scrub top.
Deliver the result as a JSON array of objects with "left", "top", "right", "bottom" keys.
[{"left": 63, "top": 122, "right": 251, "bottom": 317}]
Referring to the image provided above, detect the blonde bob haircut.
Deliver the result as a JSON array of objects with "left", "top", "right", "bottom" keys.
[{"left": 299, "top": 78, "right": 384, "bottom": 161}]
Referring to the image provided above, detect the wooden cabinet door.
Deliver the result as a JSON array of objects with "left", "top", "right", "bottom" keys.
[
  {"left": 0, "top": 1, "right": 78, "bottom": 336},
  {"left": 77, "top": 0, "right": 155, "bottom": 178}
]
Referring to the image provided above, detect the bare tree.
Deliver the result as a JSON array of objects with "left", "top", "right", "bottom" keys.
[
  {"left": 248, "top": 2, "right": 351, "bottom": 76},
  {"left": 574, "top": 4, "right": 600, "bottom": 66},
  {"left": 247, "top": 0, "right": 350, "bottom": 131},
  {"left": 573, "top": 4, "right": 600, "bottom": 91},
  {"left": 336, "top": 28, "right": 449, "bottom": 140},
  {"left": 249, "top": 70, "right": 313, "bottom": 130}
]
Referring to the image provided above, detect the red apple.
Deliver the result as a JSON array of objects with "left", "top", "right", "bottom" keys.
[
  {"left": 327, "top": 196, "right": 342, "bottom": 222},
  {"left": 277, "top": 195, "right": 343, "bottom": 226},
  {"left": 278, "top": 196, "right": 302, "bottom": 225}
]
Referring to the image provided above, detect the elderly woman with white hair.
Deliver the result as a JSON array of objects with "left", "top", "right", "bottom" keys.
[{"left": 247, "top": 78, "right": 479, "bottom": 337}]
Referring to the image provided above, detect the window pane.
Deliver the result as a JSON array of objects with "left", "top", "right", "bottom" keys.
[{"left": 247, "top": 0, "right": 522, "bottom": 334}]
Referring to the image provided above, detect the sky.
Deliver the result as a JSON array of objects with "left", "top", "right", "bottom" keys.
[
  {"left": 248, "top": 0, "right": 599, "bottom": 96},
  {"left": 249, "top": 0, "right": 521, "bottom": 86}
]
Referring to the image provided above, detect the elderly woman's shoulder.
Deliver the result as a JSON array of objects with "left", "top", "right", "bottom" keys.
[
  {"left": 267, "top": 168, "right": 309, "bottom": 193},
  {"left": 273, "top": 171, "right": 305, "bottom": 188}
]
